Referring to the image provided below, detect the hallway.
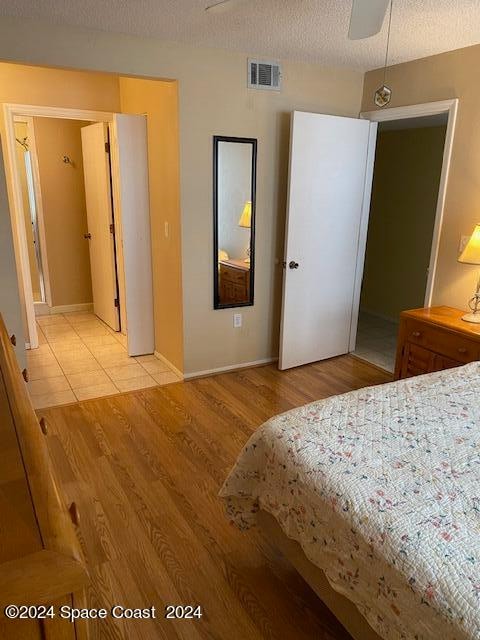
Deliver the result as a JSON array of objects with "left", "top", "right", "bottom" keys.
[{"left": 28, "top": 312, "right": 181, "bottom": 408}]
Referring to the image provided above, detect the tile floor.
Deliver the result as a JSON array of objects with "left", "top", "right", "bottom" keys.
[
  {"left": 353, "top": 310, "right": 399, "bottom": 373},
  {"left": 28, "top": 312, "right": 181, "bottom": 409}
]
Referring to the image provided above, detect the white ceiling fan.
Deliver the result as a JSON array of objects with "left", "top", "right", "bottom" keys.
[{"left": 205, "top": 0, "right": 390, "bottom": 40}]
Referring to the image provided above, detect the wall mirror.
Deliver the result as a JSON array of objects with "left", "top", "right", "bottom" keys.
[{"left": 213, "top": 136, "right": 257, "bottom": 309}]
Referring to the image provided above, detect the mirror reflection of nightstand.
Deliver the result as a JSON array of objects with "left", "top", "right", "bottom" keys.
[{"left": 219, "top": 259, "right": 250, "bottom": 305}]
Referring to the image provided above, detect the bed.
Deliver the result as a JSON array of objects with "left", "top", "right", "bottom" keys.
[{"left": 219, "top": 363, "right": 480, "bottom": 640}]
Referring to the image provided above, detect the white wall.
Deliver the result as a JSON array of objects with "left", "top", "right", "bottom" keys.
[
  {"left": 218, "top": 141, "right": 252, "bottom": 261},
  {"left": 0, "top": 16, "right": 365, "bottom": 375}
]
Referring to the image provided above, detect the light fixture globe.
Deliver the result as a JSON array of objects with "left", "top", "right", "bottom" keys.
[{"left": 374, "top": 84, "right": 392, "bottom": 108}]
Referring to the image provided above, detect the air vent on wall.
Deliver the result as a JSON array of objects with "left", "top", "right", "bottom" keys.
[{"left": 248, "top": 59, "right": 282, "bottom": 91}]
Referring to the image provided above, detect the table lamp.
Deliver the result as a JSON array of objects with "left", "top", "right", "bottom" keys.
[
  {"left": 458, "top": 223, "right": 480, "bottom": 323},
  {"left": 238, "top": 201, "right": 252, "bottom": 263}
]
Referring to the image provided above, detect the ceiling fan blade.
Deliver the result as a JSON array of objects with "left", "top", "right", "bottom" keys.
[
  {"left": 205, "top": 0, "right": 243, "bottom": 14},
  {"left": 348, "top": 0, "right": 390, "bottom": 40}
]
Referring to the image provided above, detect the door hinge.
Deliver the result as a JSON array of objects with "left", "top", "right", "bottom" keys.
[
  {"left": 105, "top": 141, "right": 110, "bottom": 153},
  {"left": 114, "top": 298, "right": 119, "bottom": 308},
  {"left": 109, "top": 223, "right": 115, "bottom": 234}
]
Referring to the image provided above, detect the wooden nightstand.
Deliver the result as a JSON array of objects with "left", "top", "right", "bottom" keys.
[
  {"left": 394, "top": 306, "right": 480, "bottom": 380},
  {"left": 219, "top": 259, "right": 250, "bottom": 305}
]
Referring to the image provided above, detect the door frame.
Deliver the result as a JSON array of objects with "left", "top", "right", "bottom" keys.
[
  {"left": 12, "top": 114, "right": 52, "bottom": 310},
  {"left": 360, "top": 98, "right": 458, "bottom": 311},
  {"left": 3, "top": 103, "right": 113, "bottom": 348}
]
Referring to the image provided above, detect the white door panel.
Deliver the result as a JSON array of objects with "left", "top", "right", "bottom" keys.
[
  {"left": 81, "top": 123, "right": 119, "bottom": 331},
  {"left": 110, "top": 114, "right": 154, "bottom": 357},
  {"left": 279, "top": 111, "right": 377, "bottom": 370}
]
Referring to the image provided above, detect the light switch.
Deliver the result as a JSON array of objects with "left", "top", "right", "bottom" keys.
[
  {"left": 233, "top": 313, "right": 242, "bottom": 328},
  {"left": 164, "top": 221, "right": 169, "bottom": 238}
]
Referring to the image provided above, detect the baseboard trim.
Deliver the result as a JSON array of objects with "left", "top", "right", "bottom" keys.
[
  {"left": 33, "top": 302, "right": 50, "bottom": 316},
  {"left": 154, "top": 351, "right": 184, "bottom": 380},
  {"left": 36, "top": 302, "right": 94, "bottom": 316},
  {"left": 184, "top": 357, "right": 278, "bottom": 381}
]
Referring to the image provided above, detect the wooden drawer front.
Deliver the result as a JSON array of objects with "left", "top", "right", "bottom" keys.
[
  {"left": 431, "top": 354, "right": 462, "bottom": 372},
  {"left": 220, "top": 265, "right": 247, "bottom": 285},
  {"left": 401, "top": 343, "right": 435, "bottom": 378},
  {"left": 404, "top": 319, "right": 480, "bottom": 364}
]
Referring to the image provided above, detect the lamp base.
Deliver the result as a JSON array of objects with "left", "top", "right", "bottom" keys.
[{"left": 461, "top": 312, "right": 480, "bottom": 324}]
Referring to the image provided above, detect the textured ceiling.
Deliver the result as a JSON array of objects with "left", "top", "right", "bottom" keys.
[{"left": 1, "top": 0, "right": 480, "bottom": 71}]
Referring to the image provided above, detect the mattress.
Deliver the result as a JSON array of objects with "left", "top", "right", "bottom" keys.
[{"left": 219, "top": 363, "right": 480, "bottom": 640}]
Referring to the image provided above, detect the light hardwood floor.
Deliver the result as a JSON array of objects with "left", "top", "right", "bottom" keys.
[{"left": 40, "top": 355, "right": 391, "bottom": 640}]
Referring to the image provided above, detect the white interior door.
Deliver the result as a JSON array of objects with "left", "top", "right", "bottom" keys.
[
  {"left": 81, "top": 123, "right": 120, "bottom": 331},
  {"left": 279, "top": 111, "right": 377, "bottom": 370},
  {"left": 109, "top": 114, "right": 154, "bottom": 357}
]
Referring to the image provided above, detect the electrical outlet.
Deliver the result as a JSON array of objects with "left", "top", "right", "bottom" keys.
[{"left": 233, "top": 313, "right": 242, "bottom": 328}]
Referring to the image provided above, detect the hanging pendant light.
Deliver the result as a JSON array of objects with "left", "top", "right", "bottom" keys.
[{"left": 374, "top": 0, "right": 393, "bottom": 108}]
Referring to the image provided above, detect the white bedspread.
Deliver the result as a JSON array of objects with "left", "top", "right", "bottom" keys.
[{"left": 219, "top": 363, "right": 480, "bottom": 640}]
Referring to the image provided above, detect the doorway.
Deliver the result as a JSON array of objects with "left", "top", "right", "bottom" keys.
[
  {"left": 4, "top": 104, "right": 180, "bottom": 407},
  {"left": 10, "top": 113, "right": 122, "bottom": 330},
  {"left": 353, "top": 114, "right": 448, "bottom": 372},
  {"left": 279, "top": 100, "right": 457, "bottom": 371}
]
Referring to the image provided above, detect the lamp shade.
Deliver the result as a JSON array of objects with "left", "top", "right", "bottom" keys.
[
  {"left": 238, "top": 201, "right": 252, "bottom": 228},
  {"left": 458, "top": 224, "right": 480, "bottom": 265}
]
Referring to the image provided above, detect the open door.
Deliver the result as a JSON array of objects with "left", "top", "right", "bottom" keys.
[
  {"left": 109, "top": 114, "right": 154, "bottom": 357},
  {"left": 279, "top": 111, "right": 377, "bottom": 370},
  {"left": 81, "top": 122, "right": 120, "bottom": 331}
]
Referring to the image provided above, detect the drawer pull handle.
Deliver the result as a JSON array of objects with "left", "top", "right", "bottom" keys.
[
  {"left": 412, "top": 331, "right": 422, "bottom": 338},
  {"left": 22, "top": 368, "right": 29, "bottom": 383},
  {"left": 39, "top": 417, "right": 48, "bottom": 435},
  {"left": 68, "top": 502, "right": 80, "bottom": 527},
  {"left": 458, "top": 347, "right": 467, "bottom": 354},
  {"left": 10, "top": 334, "right": 16, "bottom": 346}
]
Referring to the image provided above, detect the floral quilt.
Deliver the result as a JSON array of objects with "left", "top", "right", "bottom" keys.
[{"left": 219, "top": 363, "right": 480, "bottom": 640}]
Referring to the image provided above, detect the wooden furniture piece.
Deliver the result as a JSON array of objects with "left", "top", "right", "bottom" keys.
[
  {"left": 258, "top": 510, "right": 382, "bottom": 640},
  {"left": 219, "top": 259, "right": 250, "bottom": 305},
  {"left": 394, "top": 306, "right": 480, "bottom": 380},
  {"left": 0, "top": 314, "right": 89, "bottom": 639}
]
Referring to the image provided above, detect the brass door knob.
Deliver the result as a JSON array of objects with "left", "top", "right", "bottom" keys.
[
  {"left": 10, "top": 334, "right": 16, "bottom": 346},
  {"left": 84, "top": 233, "right": 92, "bottom": 239},
  {"left": 22, "top": 368, "right": 29, "bottom": 382}
]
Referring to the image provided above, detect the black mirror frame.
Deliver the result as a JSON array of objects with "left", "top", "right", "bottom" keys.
[{"left": 213, "top": 135, "right": 257, "bottom": 310}]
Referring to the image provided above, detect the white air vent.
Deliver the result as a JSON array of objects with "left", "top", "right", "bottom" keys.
[{"left": 248, "top": 59, "right": 282, "bottom": 91}]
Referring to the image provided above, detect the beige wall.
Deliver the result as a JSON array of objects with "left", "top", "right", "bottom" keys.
[
  {"left": 177, "top": 55, "right": 363, "bottom": 375},
  {"left": 362, "top": 44, "right": 480, "bottom": 314},
  {"left": 361, "top": 126, "right": 446, "bottom": 320},
  {"left": 34, "top": 117, "right": 93, "bottom": 307},
  {"left": 118, "top": 77, "right": 183, "bottom": 371},
  {"left": 0, "top": 19, "right": 364, "bottom": 374},
  {"left": 0, "top": 61, "right": 121, "bottom": 337},
  {"left": 0, "top": 62, "right": 121, "bottom": 113},
  {"left": 0, "top": 18, "right": 365, "bottom": 375}
]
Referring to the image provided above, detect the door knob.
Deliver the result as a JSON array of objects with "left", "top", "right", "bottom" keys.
[
  {"left": 84, "top": 233, "right": 92, "bottom": 239},
  {"left": 289, "top": 261, "right": 299, "bottom": 269}
]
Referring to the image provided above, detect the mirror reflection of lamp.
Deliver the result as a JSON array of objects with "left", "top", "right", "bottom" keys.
[
  {"left": 458, "top": 223, "right": 480, "bottom": 323},
  {"left": 238, "top": 200, "right": 252, "bottom": 263}
]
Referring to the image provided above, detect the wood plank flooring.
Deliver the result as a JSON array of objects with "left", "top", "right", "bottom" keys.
[{"left": 40, "top": 355, "right": 391, "bottom": 640}]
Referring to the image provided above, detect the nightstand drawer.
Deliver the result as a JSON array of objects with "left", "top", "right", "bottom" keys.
[
  {"left": 405, "top": 319, "right": 480, "bottom": 364},
  {"left": 220, "top": 266, "right": 247, "bottom": 284}
]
